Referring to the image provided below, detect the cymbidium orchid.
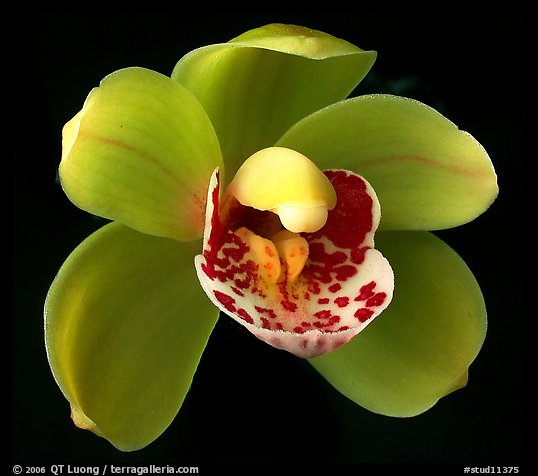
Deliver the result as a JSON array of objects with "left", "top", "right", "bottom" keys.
[{"left": 45, "top": 24, "right": 498, "bottom": 452}]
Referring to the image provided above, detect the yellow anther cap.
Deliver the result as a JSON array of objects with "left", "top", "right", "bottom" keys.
[{"left": 227, "top": 147, "right": 336, "bottom": 233}]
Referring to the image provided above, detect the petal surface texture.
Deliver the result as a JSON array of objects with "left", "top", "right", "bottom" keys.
[
  {"left": 277, "top": 94, "right": 498, "bottom": 230},
  {"left": 45, "top": 222, "right": 219, "bottom": 450},
  {"left": 195, "top": 168, "right": 394, "bottom": 358},
  {"left": 309, "top": 230, "right": 487, "bottom": 417},
  {"left": 60, "top": 67, "right": 223, "bottom": 241},
  {"left": 172, "top": 23, "right": 376, "bottom": 179}
]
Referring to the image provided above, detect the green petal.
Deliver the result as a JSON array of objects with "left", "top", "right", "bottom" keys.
[
  {"left": 277, "top": 94, "right": 498, "bottom": 230},
  {"left": 309, "top": 231, "right": 487, "bottom": 417},
  {"left": 171, "top": 23, "right": 376, "bottom": 179},
  {"left": 45, "top": 222, "right": 218, "bottom": 450},
  {"left": 229, "top": 23, "right": 365, "bottom": 58},
  {"left": 60, "top": 67, "right": 223, "bottom": 241}
]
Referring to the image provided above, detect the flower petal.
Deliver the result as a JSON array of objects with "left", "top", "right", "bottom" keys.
[
  {"left": 277, "top": 94, "right": 498, "bottom": 230},
  {"left": 309, "top": 230, "right": 487, "bottom": 417},
  {"left": 195, "top": 169, "right": 394, "bottom": 359},
  {"left": 45, "top": 222, "right": 219, "bottom": 451},
  {"left": 171, "top": 24, "right": 376, "bottom": 178},
  {"left": 60, "top": 67, "right": 223, "bottom": 241}
]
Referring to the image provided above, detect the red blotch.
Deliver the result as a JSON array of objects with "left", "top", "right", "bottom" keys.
[
  {"left": 237, "top": 308, "right": 254, "bottom": 324},
  {"left": 279, "top": 283, "right": 298, "bottom": 312},
  {"left": 313, "top": 315, "right": 340, "bottom": 328},
  {"left": 306, "top": 244, "right": 352, "bottom": 285},
  {"left": 303, "top": 242, "right": 358, "bottom": 293},
  {"left": 328, "top": 315, "right": 340, "bottom": 326},
  {"left": 261, "top": 317, "right": 271, "bottom": 329},
  {"left": 308, "top": 281, "right": 321, "bottom": 295},
  {"left": 214, "top": 290, "right": 236, "bottom": 313},
  {"left": 221, "top": 237, "right": 249, "bottom": 262},
  {"left": 328, "top": 283, "right": 341, "bottom": 293},
  {"left": 314, "top": 310, "right": 332, "bottom": 319},
  {"left": 201, "top": 174, "right": 266, "bottom": 298},
  {"left": 309, "top": 243, "right": 345, "bottom": 263},
  {"left": 255, "top": 306, "right": 277, "bottom": 319},
  {"left": 231, "top": 286, "right": 244, "bottom": 297},
  {"left": 366, "top": 292, "right": 387, "bottom": 307},
  {"left": 354, "top": 308, "right": 374, "bottom": 322},
  {"left": 281, "top": 299, "right": 298, "bottom": 312},
  {"left": 308, "top": 170, "right": 374, "bottom": 249},
  {"left": 335, "top": 265, "right": 357, "bottom": 281},
  {"left": 351, "top": 246, "right": 369, "bottom": 265},
  {"left": 334, "top": 296, "right": 349, "bottom": 308},
  {"left": 318, "top": 298, "right": 330, "bottom": 305},
  {"left": 202, "top": 262, "right": 217, "bottom": 280},
  {"left": 233, "top": 262, "right": 257, "bottom": 290},
  {"left": 355, "top": 281, "right": 376, "bottom": 301}
]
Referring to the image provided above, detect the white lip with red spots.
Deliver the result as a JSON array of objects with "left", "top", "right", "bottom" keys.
[{"left": 195, "top": 168, "right": 394, "bottom": 358}]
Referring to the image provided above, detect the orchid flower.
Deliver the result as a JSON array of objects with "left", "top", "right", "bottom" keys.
[{"left": 45, "top": 24, "right": 498, "bottom": 451}]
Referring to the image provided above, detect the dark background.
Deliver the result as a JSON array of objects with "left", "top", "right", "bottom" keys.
[{"left": 13, "top": 12, "right": 526, "bottom": 468}]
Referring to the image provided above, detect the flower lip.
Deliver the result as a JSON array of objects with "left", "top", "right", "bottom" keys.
[
  {"left": 195, "top": 166, "right": 394, "bottom": 359},
  {"left": 226, "top": 147, "right": 337, "bottom": 233}
]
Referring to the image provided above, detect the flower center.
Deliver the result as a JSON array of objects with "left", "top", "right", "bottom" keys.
[
  {"left": 223, "top": 147, "right": 335, "bottom": 283},
  {"left": 226, "top": 146, "right": 337, "bottom": 234},
  {"left": 196, "top": 165, "right": 393, "bottom": 359},
  {"left": 271, "top": 204, "right": 328, "bottom": 234},
  {"left": 235, "top": 227, "right": 310, "bottom": 284},
  {"left": 271, "top": 230, "right": 309, "bottom": 282}
]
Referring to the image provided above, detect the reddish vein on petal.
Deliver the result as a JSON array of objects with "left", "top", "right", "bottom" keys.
[{"left": 195, "top": 168, "right": 394, "bottom": 358}]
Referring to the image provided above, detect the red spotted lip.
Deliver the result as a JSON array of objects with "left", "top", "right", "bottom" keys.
[{"left": 195, "top": 168, "right": 394, "bottom": 358}]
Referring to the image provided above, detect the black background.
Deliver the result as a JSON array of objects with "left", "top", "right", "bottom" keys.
[{"left": 13, "top": 12, "right": 526, "bottom": 468}]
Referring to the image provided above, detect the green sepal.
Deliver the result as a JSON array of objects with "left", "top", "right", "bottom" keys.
[
  {"left": 309, "top": 231, "right": 487, "bottom": 417},
  {"left": 277, "top": 94, "right": 498, "bottom": 230},
  {"left": 45, "top": 222, "right": 219, "bottom": 450},
  {"left": 172, "top": 23, "right": 376, "bottom": 179},
  {"left": 60, "top": 67, "right": 223, "bottom": 241}
]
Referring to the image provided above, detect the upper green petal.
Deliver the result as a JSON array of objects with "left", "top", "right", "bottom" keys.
[
  {"left": 277, "top": 94, "right": 498, "bottom": 230},
  {"left": 60, "top": 67, "right": 223, "bottom": 241},
  {"left": 309, "top": 231, "right": 487, "bottom": 417},
  {"left": 45, "top": 222, "right": 219, "bottom": 451},
  {"left": 228, "top": 23, "right": 364, "bottom": 59},
  {"left": 171, "top": 23, "right": 376, "bottom": 179}
]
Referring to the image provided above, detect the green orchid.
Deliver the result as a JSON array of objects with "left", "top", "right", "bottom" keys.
[{"left": 45, "top": 23, "right": 498, "bottom": 452}]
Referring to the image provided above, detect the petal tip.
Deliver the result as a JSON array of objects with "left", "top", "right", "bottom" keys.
[{"left": 70, "top": 405, "right": 103, "bottom": 436}]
